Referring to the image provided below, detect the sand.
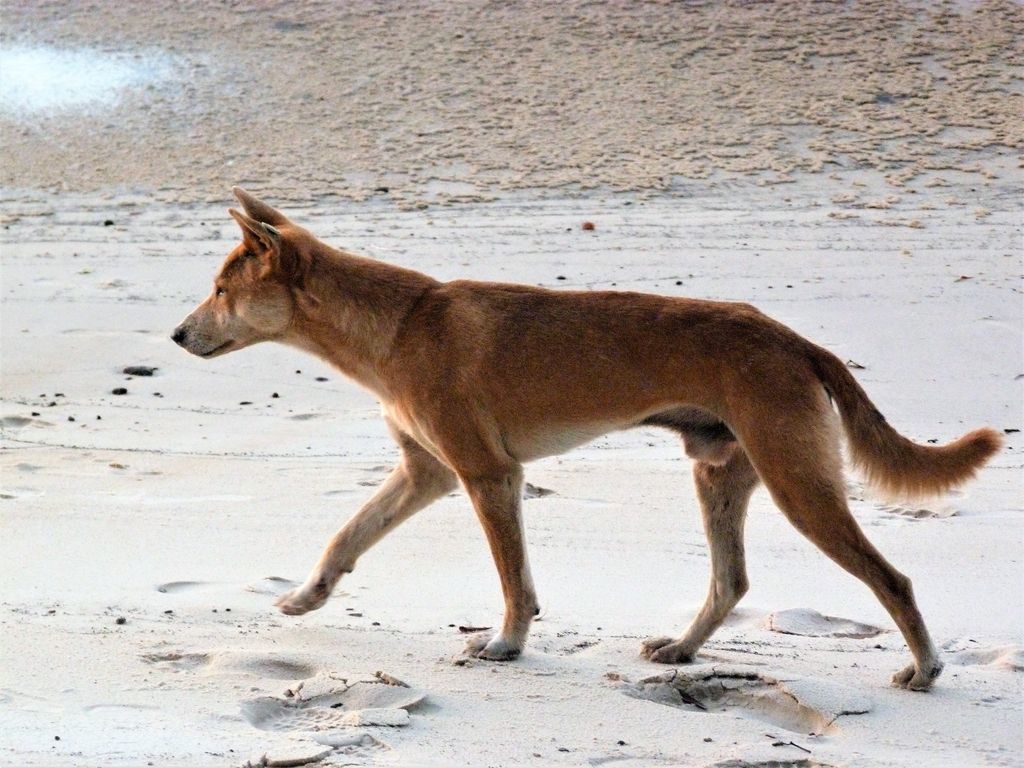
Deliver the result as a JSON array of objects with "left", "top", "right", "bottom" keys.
[
  {"left": 1, "top": 2, "right": 1022, "bottom": 767},
  {"left": 1, "top": 1, "right": 1021, "bottom": 205}
]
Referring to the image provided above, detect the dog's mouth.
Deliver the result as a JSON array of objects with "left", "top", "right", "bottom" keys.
[{"left": 199, "top": 340, "right": 235, "bottom": 358}]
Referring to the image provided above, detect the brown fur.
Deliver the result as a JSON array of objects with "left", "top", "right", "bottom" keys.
[{"left": 173, "top": 188, "right": 1002, "bottom": 690}]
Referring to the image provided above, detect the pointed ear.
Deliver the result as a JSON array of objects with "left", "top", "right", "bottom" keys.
[
  {"left": 229, "top": 208, "right": 281, "bottom": 253},
  {"left": 232, "top": 187, "right": 289, "bottom": 226}
]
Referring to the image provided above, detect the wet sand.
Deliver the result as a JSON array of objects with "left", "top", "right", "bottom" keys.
[{"left": 1, "top": 0, "right": 1021, "bottom": 206}]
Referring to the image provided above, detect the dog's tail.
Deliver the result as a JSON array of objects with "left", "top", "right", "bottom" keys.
[{"left": 807, "top": 344, "right": 1002, "bottom": 499}]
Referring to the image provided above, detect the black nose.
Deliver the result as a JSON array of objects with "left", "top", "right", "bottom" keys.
[{"left": 171, "top": 326, "right": 188, "bottom": 346}]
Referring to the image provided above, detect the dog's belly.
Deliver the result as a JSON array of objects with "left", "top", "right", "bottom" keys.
[
  {"left": 384, "top": 399, "right": 618, "bottom": 465},
  {"left": 504, "top": 421, "right": 623, "bottom": 462}
]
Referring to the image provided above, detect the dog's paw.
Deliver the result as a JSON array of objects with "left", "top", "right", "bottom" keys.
[
  {"left": 640, "top": 636, "right": 674, "bottom": 659},
  {"left": 274, "top": 582, "right": 329, "bottom": 616},
  {"left": 640, "top": 636, "right": 694, "bottom": 664},
  {"left": 891, "top": 660, "right": 943, "bottom": 691},
  {"left": 464, "top": 632, "right": 522, "bottom": 661}
]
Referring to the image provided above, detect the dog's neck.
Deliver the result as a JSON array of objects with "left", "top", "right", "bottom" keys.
[{"left": 282, "top": 244, "right": 438, "bottom": 396}]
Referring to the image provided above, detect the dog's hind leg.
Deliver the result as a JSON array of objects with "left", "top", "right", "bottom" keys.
[
  {"left": 460, "top": 461, "right": 539, "bottom": 661},
  {"left": 642, "top": 447, "right": 760, "bottom": 663},
  {"left": 276, "top": 430, "right": 456, "bottom": 616},
  {"left": 738, "top": 397, "right": 943, "bottom": 690}
]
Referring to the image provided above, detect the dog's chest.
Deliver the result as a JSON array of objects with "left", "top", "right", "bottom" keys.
[{"left": 380, "top": 402, "right": 447, "bottom": 460}]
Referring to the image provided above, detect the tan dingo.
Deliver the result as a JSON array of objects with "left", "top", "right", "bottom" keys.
[{"left": 173, "top": 188, "right": 1001, "bottom": 690}]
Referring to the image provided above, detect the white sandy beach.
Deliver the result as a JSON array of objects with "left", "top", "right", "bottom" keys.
[{"left": 1, "top": 2, "right": 1022, "bottom": 767}]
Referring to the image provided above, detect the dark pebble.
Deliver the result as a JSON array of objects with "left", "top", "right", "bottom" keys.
[
  {"left": 617, "top": 739, "right": 627, "bottom": 746},
  {"left": 103, "top": 219, "right": 114, "bottom": 226},
  {"left": 372, "top": 621, "right": 381, "bottom": 626},
  {"left": 54, "top": 736, "right": 60, "bottom": 741},
  {"left": 581, "top": 221, "right": 596, "bottom": 231},
  {"left": 703, "top": 737, "right": 712, "bottom": 743},
  {"left": 115, "top": 617, "right": 126, "bottom": 625},
  {"left": 239, "top": 401, "right": 253, "bottom": 405},
  {"left": 31, "top": 412, "right": 40, "bottom": 416},
  {"left": 315, "top": 376, "right": 328, "bottom": 382},
  {"left": 67, "top": 416, "right": 75, "bottom": 422},
  {"left": 675, "top": 280, "right": 683, "bottom": 285},
  {"left": 123, "top": 366, "right": 157, "bottom": 376},
  {"left": 374, "top": 186, "right": 390, "bottom": 193},
  {"left": 112, "top": 388, "right": 128, "bottom": 395},
  {"left": 556, "top": 275, "right": 567, "bottom": 280},
  {"left": 164, "top": 609, "right": 173, "bottom": 614},
  {"left": 1004, "top": 428, "right": 1020, "bottom": 434},
  {"left": 271, "top": 393, "right": 279, "bottom": 398},
  {"left": 96, "top": 415, "right": 102, "bottom": 420}
]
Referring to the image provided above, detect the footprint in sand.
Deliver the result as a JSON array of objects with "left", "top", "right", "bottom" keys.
[
  {"left": 711, "top": 759, "right": 839, "bottom": 768},
  {"left": 156, "top": 580, "right": 217, "bottom": 594},
  {"left": 289, "top": 413, "right": 325, "bottom": 421},
  {"left": 241, "top": 672, "right": 426, "bottom": 733},
  {"left": 322, "top": 489, "right": 358, "bottom": 498},
  {"left": 158, "top": 576, "right": 302, "bottom": 598},
  {"left": 621, "top": 665, "right": 871, "bottom": 735},
  {"left": 1, "top": 486, "right": 43, "bottom": 500},
  {"left": 948, "top": 644, "right": 1024, "bottom": 672},
  {"left": 140, "top": 651, "right": 211, "bottom": 672},
  {"left": 875, "top": 501, "right": 959, "bottom": 520},
  {"left": 142, "top": 650, "right": 317, "bottom": 679},
  {"left": 1, "top": 416, "right": 36, "bottom": 429},
  {"left": 83, "top": 702, "right": 161, "bottom": 712},
  {"left": 558, "top": 639, "right": 601, "bottom": 656},
  {"left": 847, "top": 480, "right": 960, "bottom": 520},
  {"left": 764, "top": 609, "right": 885, "bottom": 639},
  {"left": 243, "top": 733, "right": 388, "bottom": 768},
  {"left": 246, "top": 576, "right": 300, "bottom": 596}
]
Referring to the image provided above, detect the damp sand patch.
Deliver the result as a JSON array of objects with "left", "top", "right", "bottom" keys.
[{"left": 0, "top": 43, "right": 175, "bottom": 115}]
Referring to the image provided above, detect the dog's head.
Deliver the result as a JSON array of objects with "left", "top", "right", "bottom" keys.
[{"left": 172, "top": 188, "right": 299, "bottom": 359}]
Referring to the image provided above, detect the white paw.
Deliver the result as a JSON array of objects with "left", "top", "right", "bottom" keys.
[
  {"left": 891, "top": 660, "right": 943, "bottom": 691},
  {"left": 274, "top": 580, "right": 329, "bottom": 616},
  {"left": 640, "top": 636, "right": 695, "bottom": 664},
  {"left": 464, "top": 632, "right": 522, "bottom": 661}
]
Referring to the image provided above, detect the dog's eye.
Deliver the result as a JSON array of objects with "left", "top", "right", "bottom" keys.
[{"left": 215, "top": 287, "right": 226, "bottom": 297}]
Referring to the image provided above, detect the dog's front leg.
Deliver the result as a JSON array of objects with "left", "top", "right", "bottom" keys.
[
  {"left": 276, "top": 446, "right": 456, "bottom": 616},
  {"left": 461, "top": 463, "right": 539, "bottom": 660}
]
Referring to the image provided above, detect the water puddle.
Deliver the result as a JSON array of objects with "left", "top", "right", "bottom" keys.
[{"left": 0, "top": 43, "right": 175, "bottom": 115}]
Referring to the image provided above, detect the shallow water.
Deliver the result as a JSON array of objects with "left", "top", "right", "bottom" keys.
[{"left": 0, "top": 43, "right": 173, "bottom": 114}]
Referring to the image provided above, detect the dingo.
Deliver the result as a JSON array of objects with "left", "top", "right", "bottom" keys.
[{"left": 173, "top": 188, "right": 1000, "bottom": 690}]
